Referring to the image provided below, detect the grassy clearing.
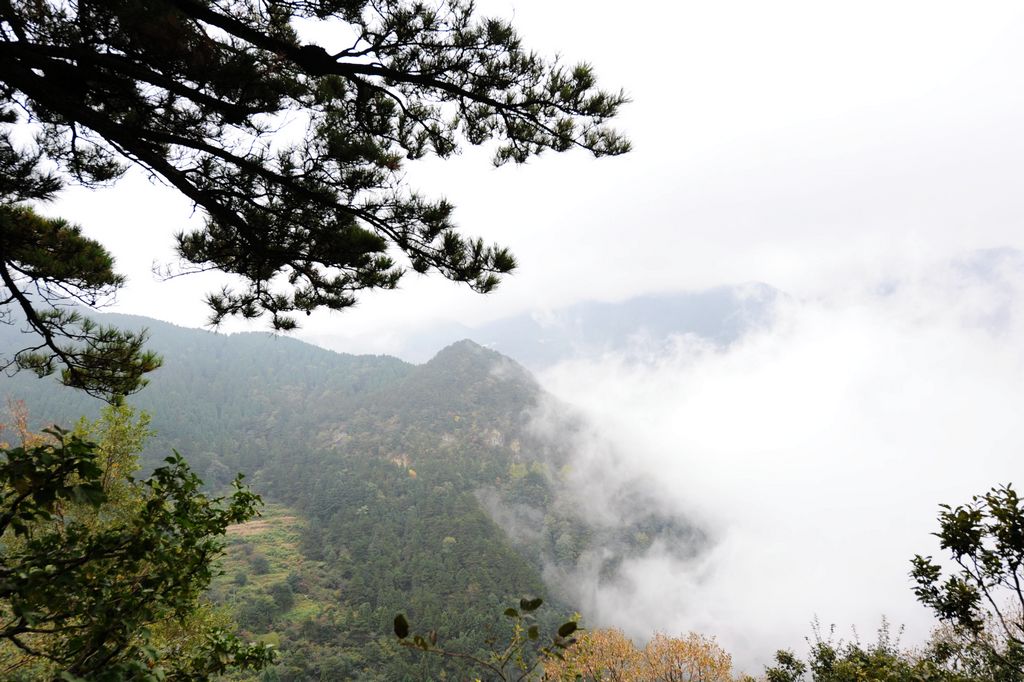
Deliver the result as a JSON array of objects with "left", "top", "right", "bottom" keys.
[{"left": 211, "top": 503, "right": 334, "bottom": 629}]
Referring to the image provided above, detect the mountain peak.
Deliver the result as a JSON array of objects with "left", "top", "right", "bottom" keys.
[
  {"left": 426, "top": 338, "right": 495, "bottom": 365},
  {"left": 443, "top": 338, "right": 485, "bottom": 352},
  {"left": 417, "top": 338, "right": 537, "bottom": 392}
]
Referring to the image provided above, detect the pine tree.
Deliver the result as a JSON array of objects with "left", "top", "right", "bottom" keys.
[{"left": 0, "top": 0, "right": 629, "bottom": 399}]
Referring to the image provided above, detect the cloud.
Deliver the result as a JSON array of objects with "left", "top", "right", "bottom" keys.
[{"left": 532, "top": 250, "right": 1024, "bottom": 672}]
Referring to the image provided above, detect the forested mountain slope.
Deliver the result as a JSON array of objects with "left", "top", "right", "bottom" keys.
[
  {"left": 1, "top": 316, "right": 702, "bottom": 680},
  {"left": 1, "top": 313, "right": 411, "bottom": 482}
]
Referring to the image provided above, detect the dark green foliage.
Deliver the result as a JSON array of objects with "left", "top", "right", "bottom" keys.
[
  {"left": 236, "top": 594, "right": 278, "bottom": 633},
  {"left": 911, "top": 484, "right": 1024, "bottom": 678},
  {"left": 0, "top": 0, "right": 628, "bottom": 337},
  {"left": 394, "top": 598, "right": 580, "bottom": 681},
  {"left": 250, "top": 554, "right": 272, "bottom": 576},
  {"left": 0, "top": 205, "right": 161, "bottom": 400},
  {"left": 557, "top": 621, "right": 578, "bottom": 638},
  {"left": 764, "top": 623, "right": 963, "bottom": 682},
  {"left": 0, "top": 108, "right": 61, "bottom": 202},
  {"left": 285, "top": 572, "right": 302, "bottom": 593},
  {"left": 520, "top": 598, "right": 543, "bottom": 613},
  {"left": 0, "top": 428, "right": 105, "bottom": 536},
  {"left": 191, "top": 342, "right": 581, "bottom": 679},
  {"left": 0, "top": 129, "right": 145, "bottom": 402},
  {"left": 274, "top": 454, "right": 555, "bottom": 679},
  {"left": 0, "top": 313, "right": 412, "bottom": 473},
  {"left": 269, "top": 582, "right": 295, "bottom": 612},
  {"left": 766, "top": 650, "right": 807, "bottom": 682},
  {"left": 0, "top": 429, "right": 273, "bottom": 679},
  {"left": 393, "top": 614, "right": 409, "bottom": 640}
]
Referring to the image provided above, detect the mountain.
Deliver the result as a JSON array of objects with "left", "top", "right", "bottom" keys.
[
  {"left": 0, "top": 316, "right": 702, "bottom": 680},
  {"left": 1, "top": 313, "right": 410, "bottom": 479},
  {"left": 349, "top": 283, "right": 782, "bottom": 367}
]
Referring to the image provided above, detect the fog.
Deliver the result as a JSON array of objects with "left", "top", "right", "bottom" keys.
[{"left": 532, "top": 249, "right": 1024, "bottom": 672}]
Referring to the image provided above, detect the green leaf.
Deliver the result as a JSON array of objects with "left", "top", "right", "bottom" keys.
[
  {"left": 557, "top": 621, "right": 578, "bottom": 638},
  {"left": 503, "top": 607, "right": 519, "bottom": 618},
  {"left": 393, "top": 613, "right": 409, "bottom": 639},
  {"left": 528, "top": 625, "right": 539, "bottom": 640},
  {"left": 520, "top": 597, "right": 543, "bottom": 612}
]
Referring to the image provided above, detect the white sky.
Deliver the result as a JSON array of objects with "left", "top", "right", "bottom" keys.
[
  {"left": 29, "top": 1, "right": 1024, "bottom": 668},
  {"left": 48, "top": 0, "right": 1024, "bottom": 344}
]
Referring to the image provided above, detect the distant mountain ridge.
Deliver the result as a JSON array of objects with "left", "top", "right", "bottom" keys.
[{"left": 355, "top": 283, "right": 783, "bottom": 367}]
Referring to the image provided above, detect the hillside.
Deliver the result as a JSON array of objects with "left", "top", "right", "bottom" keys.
[
  {"left": 0, "top": 313, "right": 411, "bottom": 482},
  {"left": 0, "top": 317, "right": 702, "bottom": 680}
]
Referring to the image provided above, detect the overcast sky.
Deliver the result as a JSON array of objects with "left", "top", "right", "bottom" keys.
[
  {"left": 29, "top": 0, "right": 1024, "bottom": 667},
  {"left": 48, "top": 0, "right": 1024, "bottom": 346}
]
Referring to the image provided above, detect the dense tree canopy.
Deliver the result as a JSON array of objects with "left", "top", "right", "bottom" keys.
[
  {"left": 0, "top": 204, "right": 162, "bottom": 399},
  {"left": 0, "top": 0, "right": 629, "bottom": 398}
]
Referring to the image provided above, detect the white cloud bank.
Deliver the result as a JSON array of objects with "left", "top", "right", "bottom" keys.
[{"left": 535, "top": 249, "right": 1024, "bottom": 672}]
